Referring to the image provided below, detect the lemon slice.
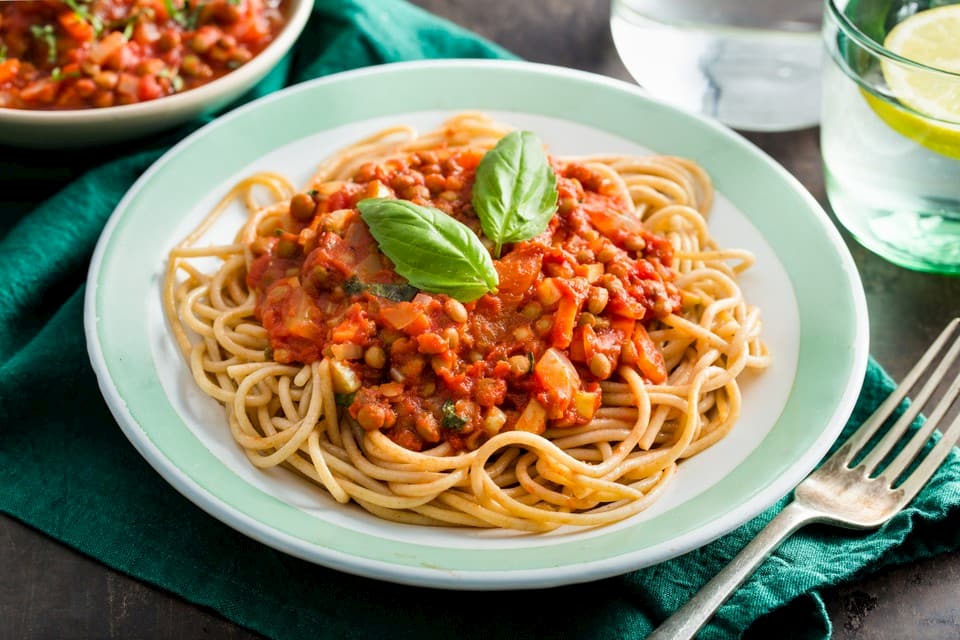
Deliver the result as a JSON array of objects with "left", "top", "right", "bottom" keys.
[{"left": 863, "top": 4, "right": 960, "bottom": 159}]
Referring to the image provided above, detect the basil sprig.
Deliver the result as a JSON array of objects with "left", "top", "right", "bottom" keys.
[
  {"left": 441, "top": 400, "right": 467, "bottom": 431},
  {"left": 357, "top": 198, "right": 498, "bottom": 303},
  {"left": 472, "top": 131, "right": 558, "bottom": 258},
  {"left": 343, "top": 276, "right": 419, "bottom": 302}
]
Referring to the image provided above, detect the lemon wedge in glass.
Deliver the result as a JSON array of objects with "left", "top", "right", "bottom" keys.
[{"left": 863, "top": 4, "right": 960, "bottom": 159}]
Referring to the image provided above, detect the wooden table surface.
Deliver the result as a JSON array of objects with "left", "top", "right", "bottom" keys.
[{"left": 3, "top": 1, "right": 959, "bottom": 638}]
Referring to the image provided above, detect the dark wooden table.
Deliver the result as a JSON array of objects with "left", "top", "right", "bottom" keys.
[{"left": 3, "top": 1, "right": 959, "bottom": 638}]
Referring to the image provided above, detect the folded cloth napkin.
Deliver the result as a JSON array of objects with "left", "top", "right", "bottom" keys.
[{"left": 1, "top": 1, "right": 958, "bottom": 638}]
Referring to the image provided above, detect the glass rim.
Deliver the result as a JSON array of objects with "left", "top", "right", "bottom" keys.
[{"left": 826, "top": 0, "right": 960, "bottom": 80}]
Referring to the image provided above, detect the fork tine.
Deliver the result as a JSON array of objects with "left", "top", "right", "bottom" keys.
[
  {"left": 896, "top": 410, "right": 960, "bottom": 505},
  {"left": 883, "top": 361, "right": 960, "bottom": 482},
  {"left": 840, "top": 318, "right": 960, "bottom": 467},
  {"left": 858, "top": 320, "right": 960, "bottom": 474}
]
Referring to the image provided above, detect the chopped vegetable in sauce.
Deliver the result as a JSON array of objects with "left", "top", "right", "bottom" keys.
[
  {"left": 246, "top": 148, "right": 678, "bottom": 453},
  {"left": 0, "top": 0, "right": 285, "bottom": 109}
]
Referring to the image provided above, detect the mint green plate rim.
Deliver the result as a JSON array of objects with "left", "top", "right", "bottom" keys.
[{"left": 84, "top": 60, "right": 869, "bottom": 590}]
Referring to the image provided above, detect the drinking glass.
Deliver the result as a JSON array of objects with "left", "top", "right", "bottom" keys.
[
  {"left": 610, "top": 0, "right": 823, "bottom": 131},
  {"left": 822, "top": 0, "right": 960, "bottom": 274}
]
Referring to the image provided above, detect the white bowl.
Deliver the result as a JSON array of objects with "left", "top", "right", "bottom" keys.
[{"left": 0, "top": 0, "right": 312, "bottom": 148}]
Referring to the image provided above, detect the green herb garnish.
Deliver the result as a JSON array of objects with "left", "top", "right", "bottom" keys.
[
  {"left": 441, "top": 400, "right": 467, "bottom": 431},
  {"left": 30, "top": 24, "right": 58, "bottom": 65},
  {"left": 183, "top": 0, "right": 206, "bottom": 30},
  {"left": 0, "top": 44, "right": 8, "bottom": 63},
  {"left": 343, "top": 276, "right": 419, "bottom": 302},
  {"left": 162, "top": 0, "right": 179, "bottom": 21},
  {"left": 108, "top": 7, "right": 154, "bottom": 40},
  {"left": 63, "top": 0, "right": 104, "bottom": 37},
  {"left": 162, "top": 0, "right": 205, "bottom": 29},
  {"left": 157, "top": 67, "right": 185, "bottom": 91},
  {"left": 472, "top": 130, "right": 558, "bottom": 258},
  {"left": 367, "top": 282, "right": 419, "bottom": 302},
  {"left": 334, "top": 392, "right": 356, "bottom": 407},
  {"left": 343, "top": 277, "right": 365, "bottom": 296},
  {"left": 357, "top": 198, "right": 498, "bottom": 303}
]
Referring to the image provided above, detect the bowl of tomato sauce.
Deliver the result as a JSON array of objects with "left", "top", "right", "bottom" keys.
[{"left": 0, "top": 0, "right": 311, "bottom": 147}]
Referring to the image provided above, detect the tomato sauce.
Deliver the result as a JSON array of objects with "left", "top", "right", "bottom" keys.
[
  {"left": 0, "top": 0, "right": 284, "bottom": 109},
  {"left": 247, "top": 149, "right": 681, "bottom": 452}
]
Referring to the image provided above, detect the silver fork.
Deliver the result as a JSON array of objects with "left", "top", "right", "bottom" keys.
[{"left": 649, "top": 317, "right": 960, "bottom": 640}]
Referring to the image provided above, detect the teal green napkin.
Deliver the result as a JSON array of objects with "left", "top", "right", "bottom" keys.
[{"left": 1, "top": 2, "right": 958, "bottom": 638}]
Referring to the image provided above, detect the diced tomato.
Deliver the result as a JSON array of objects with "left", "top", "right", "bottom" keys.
[
  {"left": 605, "top": 278, "right": 647, "bottom": 319},
  {"left": 88, "top": 31, "right": 127, "bottom": 65},
  {"left": 58, "top": 11, "right": 95, "bottom": 42},
  {"left": 495, "top": 245, "right": 543, "bottom": 306},
  {"left": 259, "top": 278, "right": 325, "bottom": 363},
  {"left": 380, "top": 302, "right": 429, "bottom": 335},
  {"left": 133, "top": 21, "right": 161, "bottom": 45},
  {"left": 534, "top": 348, "right": 581, "bottom": 418},
  {"left": 330, "top": 304, "right": 375, "bottom": 344},
  {"left": 19, "top": 79, "right": 57, "bottom": 103},
  {"left": 583, "top": 193, "right": 644, "bottom": 243},
  {"left": 380, "top": 303, "right": 419, "bottom": 330},
  {"left": 0, "top": 59, "right": 20, "bottom": 84},
  {"left": 388, "top": 427, "right": 423, "bottom": 452},
  {"left": 138, "top": 74, "right": 163, "bottom": 101},
  {"left": 234, "top": 15, "right": 270, "bottom": 44},
  {"left": 302, "top": 230, "right": 366, "bottom": 282}
]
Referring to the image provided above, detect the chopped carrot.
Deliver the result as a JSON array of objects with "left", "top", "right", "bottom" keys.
[{"left": 634, "top": 324, "right": 667, "bottom": 383}]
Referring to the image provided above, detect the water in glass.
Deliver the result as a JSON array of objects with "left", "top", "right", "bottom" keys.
[
  {"left": 822, "top": 0, "right": 960, "bottom": 273},
  {"left": 610, "top": 0, "right": 823, "bottom": 131}
]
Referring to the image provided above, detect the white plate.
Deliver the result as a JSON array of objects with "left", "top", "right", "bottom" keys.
[{"left": 85, "top": 60, "right": 869, "bottom": 589}]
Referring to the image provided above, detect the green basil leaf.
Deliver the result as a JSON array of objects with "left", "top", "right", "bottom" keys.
[
  {"left": 342, "top": 276, "right": 365, "bottom": 296},
  {"left": 334, "top": 392, "right": 356, "bottom": 407},
  {"left": 343, "top": 275, "right": 419, "bottom": 302},
  {"left": 366, "top": 282, "right": 419, "bottom": 302},
  {"left": 357, "top": 198, "right": 498, "bottom": 303},
  {"left": 441, "top": 400, "right": 467, "bottom": 431},
  {"left": 472, "top": 130, "right": 558, "bottom": 257}
]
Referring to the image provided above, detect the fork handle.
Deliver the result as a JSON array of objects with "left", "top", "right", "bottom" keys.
[{"left": 647, "top": 501, "right": 821, "bottom": 640}]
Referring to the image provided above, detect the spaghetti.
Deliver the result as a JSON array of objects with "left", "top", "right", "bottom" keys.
[{"left": 163, "top": 113, "right": 769, "bottom": 531}]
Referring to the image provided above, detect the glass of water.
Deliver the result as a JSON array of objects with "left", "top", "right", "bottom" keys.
[
  {"left": 610, "top": 0, "right": 823, "bottom": 131},
  {"left": 822, "top": 0, "right": 960, "bottom": 274}
]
